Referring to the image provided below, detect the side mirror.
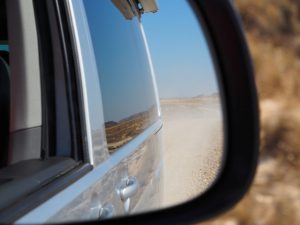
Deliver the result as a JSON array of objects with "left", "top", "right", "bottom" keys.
[{"left": 1, "top": 0, "right": 258, "bottom": 224}]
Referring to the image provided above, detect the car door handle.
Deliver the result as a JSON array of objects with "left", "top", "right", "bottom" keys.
[{"left": 119, "top": 177, "right": 139, "bottom": 201}]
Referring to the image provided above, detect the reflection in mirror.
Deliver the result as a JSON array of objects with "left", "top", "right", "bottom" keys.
[{"left": 142, "top": 0, "right": 224, "bottom": 208}]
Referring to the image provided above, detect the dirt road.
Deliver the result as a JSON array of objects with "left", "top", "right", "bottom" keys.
[{"left": 160, "top": 97, "right": 223, "bottom": 207}]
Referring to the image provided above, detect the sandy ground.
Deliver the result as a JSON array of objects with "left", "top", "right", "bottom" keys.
[{"left": 160, "top": 97, "right": 223, "bottom": 207}]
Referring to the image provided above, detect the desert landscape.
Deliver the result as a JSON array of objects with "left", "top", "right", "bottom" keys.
[
  {"left": 105, "top": 105, "right": 157, "bottom": 153},
  {"left": 160, "top": 95, "right": 223, "bottom": 207}
]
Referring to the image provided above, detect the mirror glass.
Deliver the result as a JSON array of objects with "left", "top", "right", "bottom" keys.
[{"left": 142, "top": 0, "right": 223, "bottom": 208}]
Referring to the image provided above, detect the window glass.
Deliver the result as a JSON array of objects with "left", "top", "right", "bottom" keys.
[{"left": 83, "top": 0, "right": 159, "bottom": 153}]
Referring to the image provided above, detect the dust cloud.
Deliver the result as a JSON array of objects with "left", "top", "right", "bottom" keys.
[{"left": 160, "top": 96, "right": 223, "bottom": 207}]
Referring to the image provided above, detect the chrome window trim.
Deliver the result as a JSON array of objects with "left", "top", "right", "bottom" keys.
[
  {"left": 15, "top": 120, "right": 163, "bottom": 224},
  {"left": 65, "top": 0, "right": 109, "bottom": 165}
]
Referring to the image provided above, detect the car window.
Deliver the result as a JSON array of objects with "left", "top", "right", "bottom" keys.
[
  {"left": 83, "top": 0, "right": 159, "bottom": 154},
  {"left": 1, "top": 0, "right": 74, "bottom": 163},
  {"left": 0, "top": 1, "right": 85, "bottom": 221}
]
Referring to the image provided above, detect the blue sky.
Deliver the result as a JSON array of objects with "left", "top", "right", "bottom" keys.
[
  {"left": 84, "top": 0, "right": 157, "bottom": 122},
  {"left": 141, "top": 0, "right": 218, "bottom": 98},
  {"left": 84, "top": 0, "right": 219, "bottom": 122}
]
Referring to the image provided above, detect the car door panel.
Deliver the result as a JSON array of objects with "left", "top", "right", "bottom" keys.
[
  {"left": 48, "top": 162, "right": 128, "bottom": 222},
  {"left": 127, "top": 127, "right": 163, "bottom": 213}
]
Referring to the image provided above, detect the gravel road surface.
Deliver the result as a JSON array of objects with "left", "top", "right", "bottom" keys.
[{"left": 160, "top": 97, "right": 223, "bottom": 208}]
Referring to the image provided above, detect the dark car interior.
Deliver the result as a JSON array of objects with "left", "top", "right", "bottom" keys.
[{"left": 0, "top": 0, "right": 9, "bottom": 169}]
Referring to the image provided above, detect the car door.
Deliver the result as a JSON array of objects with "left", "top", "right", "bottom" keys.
[
  {"left": 78, "top": 0, "right": 164, "bottom": 214},
  {"left": 13, "top": 0, "right": 163, "bottom": 223}
]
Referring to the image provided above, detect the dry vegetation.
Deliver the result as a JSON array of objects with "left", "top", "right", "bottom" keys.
[
  {"left": 197, "top": 0, "right": 300, "bottom": 224},
  {"left": 105, "top": 106, "right": 157, "bottom": 152}
]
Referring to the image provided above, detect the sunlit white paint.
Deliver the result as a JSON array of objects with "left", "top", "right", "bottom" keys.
[{"left": 139, "top": 23, "right": 161, "bottom": 118}]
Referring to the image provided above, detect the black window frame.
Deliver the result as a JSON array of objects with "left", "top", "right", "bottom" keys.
[{"left": 35, "top": 0, "right": 84, "bottom": 161}]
